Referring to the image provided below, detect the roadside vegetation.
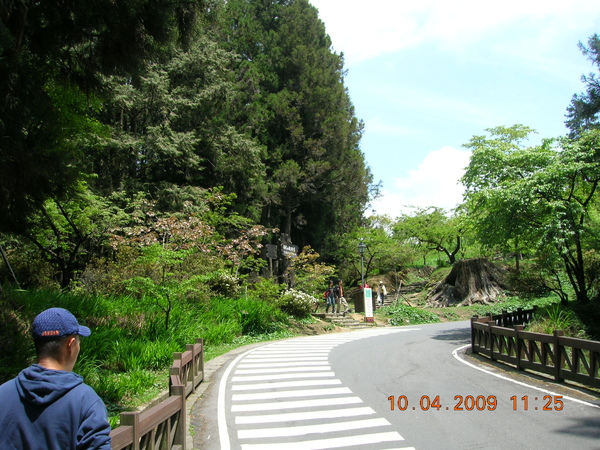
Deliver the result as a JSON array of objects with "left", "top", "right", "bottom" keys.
[
  {"left": 1, "top": 285, "right": 314, "bottom": 425},
  {"left": 2, "top": 0, "right": 600, "bottom": 428}
]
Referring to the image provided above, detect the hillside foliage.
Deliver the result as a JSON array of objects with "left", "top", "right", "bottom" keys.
[
  {"left": 2, "top": 2, "right": 600, "bottom": 343},
  {"left": 3, "top": 5, "right": 600, "bottom": 420},
  {"left": 0, "top": 0, "right": 372, "bottom": 291}
]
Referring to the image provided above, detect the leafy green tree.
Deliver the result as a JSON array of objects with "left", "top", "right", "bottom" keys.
[
  {"left": 333, "top": 218, "right": 412, "bottom": 287},
  {"left": 14, "top": 184, "right": 120, "bottom": 288},
  {"left": 461, "top": 125, "right": 545, "bottom": 270},
  {"left": 288, "top": 246, "right": 336, "bottom": 296},
  {"left": 462, "top": 125, "right": 600, "bottom": 303},
  {"left": 0, "top": 0, "right": 209, "bottom": 233},
  {"left": 91, "top": 37, "right": 268, "bottom": 220},
  {"left": 393, "top": 207, "right": 465, "bottom": 265},
  {"left": 218, "top": 0, "right": 372, "bottom": 255},
  {"left": 125, "top": 245, "right": 205, "bottom": 331},
  {"left": 566, "top": 34, "right": 600, "bottom": 136}
]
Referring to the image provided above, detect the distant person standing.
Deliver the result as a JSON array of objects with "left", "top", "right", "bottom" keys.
[
  {"left": 335, "top": 279, "right": 349, "bottom": 315},
  {"left": 377, "top": 281, "right": 387, "bottom": 306},
  {"left": 326, "top": 280, "right": 336, "bottom": 314},
  {"left": 0, "top": 307, "right": 112, "bottom": 449}
]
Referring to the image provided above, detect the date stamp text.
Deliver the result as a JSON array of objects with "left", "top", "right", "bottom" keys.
[{"left": 387, "top": 395, "right": 564, "bottom": 411}]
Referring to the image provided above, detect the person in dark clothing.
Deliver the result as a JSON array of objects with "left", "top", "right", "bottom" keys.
[
  {"left": 0, "top": 307, "right": 111, "bottom": 450},
  {"left": 325, "top": 279, "right": 336, "bottom": 314}
]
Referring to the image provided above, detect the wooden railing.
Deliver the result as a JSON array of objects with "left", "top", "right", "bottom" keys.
[
  {"left": 479, "top": 307, "right": 537, "bottom": 328},
  {"left": 109, "top": 338, "right": 204, "bottom": 450},
  {"left": 471, "top": 314, "right": 600, "bottom": 389}
]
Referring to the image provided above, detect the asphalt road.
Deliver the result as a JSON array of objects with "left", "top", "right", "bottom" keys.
[{"left": 191, "top": 321, "right": 600, "bottom": 449}]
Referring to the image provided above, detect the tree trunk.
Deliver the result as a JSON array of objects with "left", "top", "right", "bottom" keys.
[
  {"left": 426, "top": 258, "right": 507, "bottom": 307},
  {"left": 0, "top": 244, "right": 19, "bottom": 287}
]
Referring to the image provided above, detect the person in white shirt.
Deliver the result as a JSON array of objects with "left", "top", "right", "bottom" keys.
[{"left": 377, "top": 281, "right": 387, "bottom": 306}]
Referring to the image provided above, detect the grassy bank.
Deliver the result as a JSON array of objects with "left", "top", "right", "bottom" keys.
[{"left": 0, "top": 287, "right": 300, "bottom": 425}]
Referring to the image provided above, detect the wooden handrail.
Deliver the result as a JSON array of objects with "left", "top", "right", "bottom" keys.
[
  {"left": 471, "top": 315, "right": 600, "bottom": 389},
  {"left": 110, "top": 338, "right": 204, "bottom": 450}
]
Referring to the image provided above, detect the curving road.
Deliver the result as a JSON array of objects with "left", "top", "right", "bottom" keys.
[{"left": 193, "top": 321, "right": 600, "bottom": 449}]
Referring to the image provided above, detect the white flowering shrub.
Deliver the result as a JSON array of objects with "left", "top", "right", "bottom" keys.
[
  {"left": 278, "top": 289, "right": 319, "bottom": 317},
  {"left": 205, "top": 271, "right": 241, "bottom": 298}
]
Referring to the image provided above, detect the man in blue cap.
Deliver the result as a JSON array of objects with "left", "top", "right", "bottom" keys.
[{"left": 0, "top": 307, "right": 111, "bottom": 449}]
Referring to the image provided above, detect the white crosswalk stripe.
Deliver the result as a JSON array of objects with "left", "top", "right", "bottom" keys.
[
  {"left": 232, "top": 387, "right": 352, "bottom": 402},
  {"left": 232, "top": 371, "right": 336, "bottom": 382},
  {"left": 234, "top": 406, "right": 377, "bottom": 424},
  {"left": 220, "top": 328, "right": 419, "bottom": 449}
]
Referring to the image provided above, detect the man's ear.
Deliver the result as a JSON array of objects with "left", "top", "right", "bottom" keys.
[{"left": 66, "top": 336, "right": 77, "bottom": 352}]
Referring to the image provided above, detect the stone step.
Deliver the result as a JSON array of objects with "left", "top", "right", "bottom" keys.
[
  {"left": 313, "top": 312, "right": 376, "bottom": 329},
  {"left": 330, "top": 318, "right": 356, "bottom": 325},
  {"left": 375, "top": 297, "right": 394, "bottom": 310}
]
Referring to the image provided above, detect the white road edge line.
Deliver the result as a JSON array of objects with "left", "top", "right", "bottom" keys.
[
  {"left": 219, "top": 347, "right": 263, "bottom": 450},
  {"left": 452, "top": 343, "right": 600, "bottom": 409}
]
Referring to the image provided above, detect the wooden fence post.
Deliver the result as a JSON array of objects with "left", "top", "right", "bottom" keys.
[
  {"left": 186, "top": 344, "right": 195, "bottom": 393},
  {"left": 471, "top": 316, "right": 478, "bottom": 354},
  {"left": 170, "top": 384, "right": 186, "bottom": 450},
  {"left": 197, "top": 338, "right": 204, "bottom": 383},
  {"left": 514, "top": 325, "right": 523, "bottom": 371},
  {"left": 120, "top": 411, "right": 140, "bottom": 450},
  {"left": 172, "top": 351, "right": 183, "bottom": 383},
  {"left": 170, "top": 358, "right": 181, "bottom": 390},
  {"left": 488, "top": 320, "right": 494, "bottom": 360},
  {"left": 553, "top": 330, "right": 564, "bottom": 382}
]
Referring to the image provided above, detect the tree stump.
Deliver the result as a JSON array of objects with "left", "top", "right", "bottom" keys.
[{"left": 426, "top": 258, "right": 507, "bottom": 307}]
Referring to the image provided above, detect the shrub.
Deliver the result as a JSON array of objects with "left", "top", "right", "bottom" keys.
[
  {"left": 506, "top": 268, "right": 551, "bottom": 298},
  {"left": 111, "top": 340, "right": 178, "bottom": 372},
  {"left": 288, "top": 246, "right": 336, "bottom": 296},
  {"left": 278, "top": 289, "right": 318, "bottom": 318},
  {"left": 246, "top": 277, "right": 285, "bottom": 303},
  {"left": 201, "top": 320, "right": 242, "bottom": 345},
  {"left": 236, "top": 297, "right": 287, "bottom": 335},
  {"left": 204, "top": 271, "right": 241, "bottom": 298},
  {"left": 528, "top": 303, "right": 586, "bottom": 338},
  {"left": 385, "top": 303, "right": 440, "bottom": 326},
  {"left": 0, "top": 294, "right": 35, "bottom": 382}
]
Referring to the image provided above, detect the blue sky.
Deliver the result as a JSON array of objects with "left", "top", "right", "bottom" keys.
[{"left": 309, "top": 0, "right": 600, "bottom": 218}]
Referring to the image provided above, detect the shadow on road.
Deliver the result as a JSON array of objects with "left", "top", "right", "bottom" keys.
[
  {"left": 557, "top": 416, "right": 600, "bottom": 439},
  {"left": 431, "top": 326, "right": 471, "bottom": 345}
]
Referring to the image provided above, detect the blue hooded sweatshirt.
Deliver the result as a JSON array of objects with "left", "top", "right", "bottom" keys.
[{"left": 0, "top": 364, "right": 111, "bottom": 449}]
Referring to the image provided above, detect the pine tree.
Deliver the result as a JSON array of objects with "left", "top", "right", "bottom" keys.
[{"left": 218, "top": 0, "right": 372, "bottom": 255}]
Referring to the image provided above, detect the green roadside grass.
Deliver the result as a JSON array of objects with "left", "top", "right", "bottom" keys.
[
  {"left": 0, "top": 287, "right": 299, "bottom": 425},
  {"left": 2, "top": 287, "right": 593, "bottom": 426}
]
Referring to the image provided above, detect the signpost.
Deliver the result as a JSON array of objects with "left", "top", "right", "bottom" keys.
[
  {"left": 264, "top": 236, "right": 299, "bottom": 285},
  {"left": 265, "top": 244, "right": 278, "bottom": 279},
  {"left": 281, "top": 243, "right": 298, "bottom": 258},
  {"left": 364, "top": 288, "right": 374, "bottom": 323},
  {"left": 265, "top": 244, "right": 278, "bottom": 259},
  {"left": 358, "top": 238, "right": 373, "bottom": 322}
]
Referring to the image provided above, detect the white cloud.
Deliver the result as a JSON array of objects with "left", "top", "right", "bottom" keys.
[
  {"left": 310, "top": 0, "right": 600, "bottom": 66},
  {"left": 367, "top": 146, "right": 471, "bottom": 217}
]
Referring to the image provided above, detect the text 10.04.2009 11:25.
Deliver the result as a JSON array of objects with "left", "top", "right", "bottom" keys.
[{"left": 387, "top": 395, "right": 564, "bottom": 411}]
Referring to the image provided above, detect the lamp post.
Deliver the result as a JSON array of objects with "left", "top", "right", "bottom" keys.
[{"left": 358, "top": 238, "right": 366, "bottom": 288}]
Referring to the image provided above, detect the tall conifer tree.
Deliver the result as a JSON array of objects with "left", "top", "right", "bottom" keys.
[{"left": 219, "top": 0, "right": 372, "bottom": 255}]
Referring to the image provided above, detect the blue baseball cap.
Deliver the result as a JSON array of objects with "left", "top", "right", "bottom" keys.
[{"left": 32, "top": 307, "right": 91, "bottom": 339}]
